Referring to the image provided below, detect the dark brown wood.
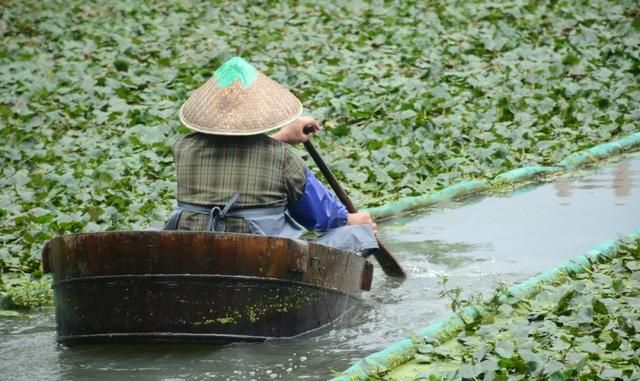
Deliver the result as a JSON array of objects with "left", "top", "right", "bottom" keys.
[
  {"left": 41, "top": 241, "right": 51, "bottom": 273},
  {"left": 43, "top": 231, "right": 373, "bottom": 345},
  {"left": 302, "top": 134, "right": 407, "bottom": 279}
]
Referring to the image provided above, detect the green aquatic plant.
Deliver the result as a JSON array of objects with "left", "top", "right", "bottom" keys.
[
  {"left": 1, "top": 274, "right": 53, "bottom": 309},
  {"left": 438, "top": 276, "right": 465, "bottom": 313},
  {"left": 1, "top": 0, "right": 639, "bottom": 305},
  {"left": 392, "top": 238, "right": 640, "bottom": 380}
]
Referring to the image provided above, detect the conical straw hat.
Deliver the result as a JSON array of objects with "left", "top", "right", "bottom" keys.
[{"left": 179, "top": 57, "right": 302, "bottom": 135}]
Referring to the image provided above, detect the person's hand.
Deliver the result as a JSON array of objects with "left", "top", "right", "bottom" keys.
[
  {"left": 271, "top": 116, "right": 320, "bottom": 144},
  {"left": 347, "top": 211, "right": 377, "bottom": 233}
]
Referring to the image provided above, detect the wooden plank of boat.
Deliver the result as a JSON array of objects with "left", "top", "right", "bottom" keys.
[{"left": 42, "top": 231, "right": 373, "bottom": 346}]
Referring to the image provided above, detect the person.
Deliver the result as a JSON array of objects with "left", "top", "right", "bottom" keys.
[{"left": 164, "top": 56, "right": 378, "bottom": 253}]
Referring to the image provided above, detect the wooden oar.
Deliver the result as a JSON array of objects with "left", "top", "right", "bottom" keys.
[{"left": 302, "top": 125, "right": 407, "bottom": 279}]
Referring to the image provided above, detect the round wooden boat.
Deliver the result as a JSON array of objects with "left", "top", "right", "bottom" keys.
[{"left": 42, "top": 231, "right": 373, "bottom": 346}]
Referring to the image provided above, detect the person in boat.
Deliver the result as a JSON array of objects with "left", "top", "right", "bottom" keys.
[{"left": 164, "top": 56, "right": 378, "bottom": 254}]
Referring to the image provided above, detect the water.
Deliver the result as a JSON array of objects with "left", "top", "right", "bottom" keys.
[{"left": 2, "top": 154, "right": 639, "bottom": 381}]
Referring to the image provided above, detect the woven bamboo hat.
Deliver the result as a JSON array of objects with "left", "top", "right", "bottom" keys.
[{"left": 179, "top": 57, "right": 303, "bottom": 135}]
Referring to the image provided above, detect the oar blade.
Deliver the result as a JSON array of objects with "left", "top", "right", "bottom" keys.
[{"left": 372, "top": 240, "right": 406, "bottom": 278}]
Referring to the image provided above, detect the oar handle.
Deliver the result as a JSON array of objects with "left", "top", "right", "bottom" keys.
[
  {"left": 302, "top": 124, "right": 407, "bottom": 279},
  {"left": 303, "top": 143, "right": 357, "bottom": 212},
  {"left": 302, "top": 124, "right": 356, "bottom": 211}
]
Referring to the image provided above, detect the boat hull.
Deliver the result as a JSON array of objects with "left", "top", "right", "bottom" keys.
[{"left": 43, "top": 231, "right": 373, "bottom": 345}]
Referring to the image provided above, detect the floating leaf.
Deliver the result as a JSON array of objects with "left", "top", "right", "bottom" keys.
[
  {"left": 113, "top": 59, "right": 129, "bottom": 72},
  {"left": 494, "top": 340, "right": 515, "bottom": 358}
]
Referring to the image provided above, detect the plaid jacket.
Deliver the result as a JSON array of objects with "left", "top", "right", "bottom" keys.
[{"left": 172, "top": 132, "right": 307, "bottom": 231}]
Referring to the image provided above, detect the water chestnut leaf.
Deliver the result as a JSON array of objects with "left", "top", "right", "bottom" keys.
[
  {"left": 494, "top": 340, "right": 515, "bottom": 358},
  {"left": 394, "top": 110, "right": 417, "bottom": 121},
  {"left": 113, "top": 59, "right": 130, "bottom": 72},
  {"left": 579, "top": 341, "right": 600, "bottom": 354},
  {"left": 592, "top": 298, "right": 608, "bottom": 315}
]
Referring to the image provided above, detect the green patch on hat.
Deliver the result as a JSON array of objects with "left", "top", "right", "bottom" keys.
[{"left": 214, "top": 56, "right": 258, "bottom": 89}]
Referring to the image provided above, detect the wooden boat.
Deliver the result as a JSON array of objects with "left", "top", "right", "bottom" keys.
[{"left": 41, "top": 231, "right": 373, "bottom": 346}]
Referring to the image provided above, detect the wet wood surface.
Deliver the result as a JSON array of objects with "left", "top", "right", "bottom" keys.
[{"left": 43, "top": 231, "right": 373, "bottom": 345}]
